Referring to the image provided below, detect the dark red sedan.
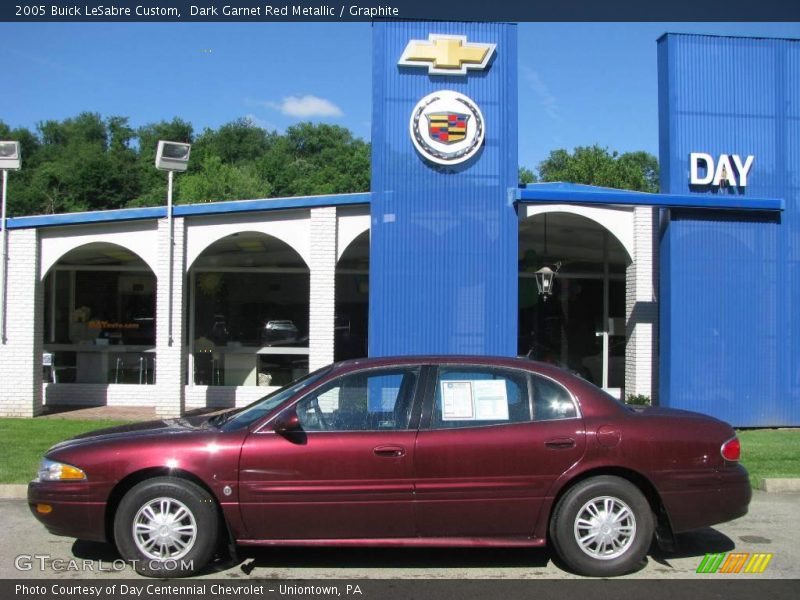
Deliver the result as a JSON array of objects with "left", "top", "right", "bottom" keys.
[{"left": 28, "top": 356, "right": 750, "bottom": 578}]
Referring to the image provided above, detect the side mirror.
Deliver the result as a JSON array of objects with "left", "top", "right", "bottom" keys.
[{"left": 273, "top": 407, "right": 301, "bottom": 435}]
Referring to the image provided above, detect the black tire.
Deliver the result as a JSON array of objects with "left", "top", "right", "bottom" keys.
[
  {"left": 549, "top": 475, "right": 654, "bottom": 577},
  {"left": 113, "top": 476, "right": 219, "bottom": 577}
]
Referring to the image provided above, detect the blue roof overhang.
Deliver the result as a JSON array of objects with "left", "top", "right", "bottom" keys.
[
  {"left": 516, "top": 182, "right": 784, "bottom": 211},
  {"left": 5, "top": 192, "right": 372, "bottom": 230},
  {"left": 5, "top": 183, "right": 783, "bottom": 230}
]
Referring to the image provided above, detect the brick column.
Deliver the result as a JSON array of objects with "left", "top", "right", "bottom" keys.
[
  {"left": 154, "top": 217, "right": 186, "bottom": 418},
  {"left": 308, "top": 207, "right": 337, "bottom": 371},
  {"left": 625, "top": 207, "right": 659, "bottom": 402},
  {"left": 0, "top": 228, "right": 44, "bottom": 417}
]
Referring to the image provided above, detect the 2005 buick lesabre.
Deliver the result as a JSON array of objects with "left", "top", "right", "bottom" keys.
[{"left": 28, "top": 356, "right": 751, "bottom": 577}]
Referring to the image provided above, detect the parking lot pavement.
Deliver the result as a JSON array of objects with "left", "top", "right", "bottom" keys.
[{"left": 1, "top": 490, "right": 798, "bottom": 580}]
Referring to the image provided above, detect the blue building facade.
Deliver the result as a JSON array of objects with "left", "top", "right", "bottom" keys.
[
  {"left": 369, "top": 21, "right": 519, "bottom": 357},
  {"left": 658, "top": 34, "right": 799, "bottom": 426}
]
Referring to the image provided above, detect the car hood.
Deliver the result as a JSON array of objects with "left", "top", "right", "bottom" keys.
[{"left": 48, "top": 415, "right": 216, "bottom": 453}]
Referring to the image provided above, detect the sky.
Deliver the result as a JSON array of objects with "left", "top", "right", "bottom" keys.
[{"left": 1, "top": 21, "right": 798, "bottom": 171}]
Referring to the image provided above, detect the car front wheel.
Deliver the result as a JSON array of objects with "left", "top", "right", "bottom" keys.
[
  {"left": 113, "top": 476, "right": 219, "bottom": 577},
  {"left": 550, "top": 475, "right": 654, "bottom": 577}
]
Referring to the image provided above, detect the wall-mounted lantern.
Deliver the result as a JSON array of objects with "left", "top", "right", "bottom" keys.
[{"left": 535, "top": 261, "right": 562, "bottom": 300}]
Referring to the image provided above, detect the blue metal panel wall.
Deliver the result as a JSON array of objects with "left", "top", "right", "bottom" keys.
[
  {"left": 369, "top": 22, "right": 518, "bottom": 357},
  {"left": 658, "top": 34, "right": 799, "bottom": 426}
]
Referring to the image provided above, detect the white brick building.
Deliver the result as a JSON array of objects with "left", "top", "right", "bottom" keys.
[{"left": 0, "top": 191, "right": 657, "bottom": 418}]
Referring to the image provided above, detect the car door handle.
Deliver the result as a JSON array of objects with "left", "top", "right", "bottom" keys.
[
  {"left": 373, "top": 445, "right": 406, "bottom": 458},
  {"left": 545, "top": 438, "right": 576, "bottom": 449}
]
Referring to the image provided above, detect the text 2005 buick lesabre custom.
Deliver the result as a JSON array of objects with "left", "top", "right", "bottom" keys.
[{"left": 29, "top": 356, "right": 751, "bottom": 577}]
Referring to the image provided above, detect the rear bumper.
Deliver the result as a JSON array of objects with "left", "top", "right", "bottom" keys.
[
  {"left": 27, "top": 480, "right": 108, "bottom": 543},
  {"left": 658, "top": 464, "right": 751, "bottom": 533}
]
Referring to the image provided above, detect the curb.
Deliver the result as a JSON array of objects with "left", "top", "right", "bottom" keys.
[
  {"left": 0, "top": 484, "right": 28, "bottom": 499},
  {"left": 759, "top": 478, "right": 800, "bottom": 493}
]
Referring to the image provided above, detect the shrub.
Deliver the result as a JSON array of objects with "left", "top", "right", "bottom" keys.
[{"left": 626, "top": 394, "right": 651, "bottom": 406}]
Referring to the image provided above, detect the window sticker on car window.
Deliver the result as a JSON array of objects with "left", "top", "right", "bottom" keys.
[
  {"left": 441, "top": 381, "right": 474, "bottom": 419},
  {"left": 473, "top": 380, "right": 509, "bottom": 420},
  {"left": 440, "top": 379, "right": 511, "bottom": 421}
]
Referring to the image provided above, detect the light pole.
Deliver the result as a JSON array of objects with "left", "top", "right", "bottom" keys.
[
  {"left": 155, "top": 141, "right": 191, "bottom": 347},
  {"left": 0, "top": 141, "right": 21, "bottom": 345}
]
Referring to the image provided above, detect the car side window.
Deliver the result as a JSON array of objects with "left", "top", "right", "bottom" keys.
[
  {"left": 431, "top": 367, "right": 531, "bottom": 429},
  {"left": 531, "top": 374, "right": 578, "bottom": 420},
  {"left": 295, "top": 367, "right": 419, "bottom": 432}
]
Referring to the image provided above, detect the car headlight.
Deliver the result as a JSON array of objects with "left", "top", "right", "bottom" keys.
[{"left": 37, "top": 459, "right": 86, "bottom": 481}]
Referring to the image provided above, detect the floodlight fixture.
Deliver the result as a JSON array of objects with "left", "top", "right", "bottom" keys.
[
  {"left": 155, "top": 141, "right": 191, "bottom": 347},
  {"left": 155, "top": 141, "right": 191, "bottom": 172},
  {"left": 1, "top": 141, "right": 22, "bottom": 344},
  {"left": 0, "top": 141, "right": 21, "bottom": 171}
]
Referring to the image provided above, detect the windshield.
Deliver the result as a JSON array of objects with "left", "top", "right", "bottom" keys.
[{"left": 218, "top": 366, "right": 332, "bottom": 431}]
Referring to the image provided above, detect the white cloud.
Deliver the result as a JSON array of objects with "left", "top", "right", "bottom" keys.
[
  {"left": 265, "top": 95, "right": 344, "bottom": 118},
  {"left": 521, "top": 66, "right": 561, "bottom": 122}
]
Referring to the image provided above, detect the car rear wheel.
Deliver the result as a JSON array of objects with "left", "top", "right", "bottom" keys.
[
  {"left": 550, "top": 475, "right": 654, "bottom": 577},
  {"left": 113, "top": 476, "right": 218, "bottom": 577}
]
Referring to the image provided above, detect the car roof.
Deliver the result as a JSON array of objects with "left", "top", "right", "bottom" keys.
[{"left": 330, "top": 355, "right": 569, "bottom": 378}]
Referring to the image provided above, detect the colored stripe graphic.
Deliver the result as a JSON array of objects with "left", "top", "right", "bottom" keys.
[
  {"left": 696, "top": 552, "right": 773, "bottom": 574},
  {"left": 719, "top": 553, "right": 748, "bottom": 573},
  {"left": 744, "top": 553, "right": 773, "bottom": 573},
  {"left": 697, "top": 553, "right": 726, "bottom": 573}
]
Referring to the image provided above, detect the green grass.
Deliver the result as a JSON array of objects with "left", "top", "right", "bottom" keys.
[
  {"left": 0, "top": 418, "right": 132, "bottom": 484},
  {"left": 738, "top": 429, "right": 800, "bottom": 488}
]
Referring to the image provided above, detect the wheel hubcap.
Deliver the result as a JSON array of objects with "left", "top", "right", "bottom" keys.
[
  {"left": 132, "top": 497, "right": 197, "bottom": 561},
  {"left": 573, "top": 495, "right": 636, "bottom": 560}
]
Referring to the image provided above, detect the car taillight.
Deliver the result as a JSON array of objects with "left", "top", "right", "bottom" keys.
[{"left": 721, "top": 436, "right": 741, "bottom": 462}]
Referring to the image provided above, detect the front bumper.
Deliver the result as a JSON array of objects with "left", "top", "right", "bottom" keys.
[{"left": 27, "top": 480, "right": 109, "bottom": 543}]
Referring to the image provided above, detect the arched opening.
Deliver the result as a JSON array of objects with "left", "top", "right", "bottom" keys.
[
  {"left": 335, "top": 230, "right": 369, "bottom": 361},
  {"left": 42, "top": 242, "right": 156, "bottom": 384},
  {"left": 519, "top": 212, "right": 632, "bottom": 393},
  {"left": 188, "top": 231, "right": 310, "bottom": 387}
]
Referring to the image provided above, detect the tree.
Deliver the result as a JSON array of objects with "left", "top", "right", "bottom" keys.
[
  {"left": 191, "top": 117, "right": 275, "bottom": 166},
  {"left": 30, "top": 113, "right": 110, "bottom": 213},
  {"left": 177, "top": 155, "right": 270, "bottom": 204},
  {"left": 258, "top": 122, "right": 370, "bottom": 196},
  {"left": 518, "top": 166, "right": 537, "bottom": 185},
  {"left": 3, "top": 113, "right": 144, "bottom": 214},
  {"left": 537, "top": 145, "right": 659, "bottom": 193},
  {"left": 2, "top": 115, "right": 376, "bottom": 216}
]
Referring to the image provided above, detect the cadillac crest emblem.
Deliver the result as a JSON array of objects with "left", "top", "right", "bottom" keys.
[{"left": 410, "top": 90, "right": 484, "bottom": 166}]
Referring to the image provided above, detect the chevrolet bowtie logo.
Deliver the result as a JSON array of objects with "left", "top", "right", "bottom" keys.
[{"left": 399, "top": 34, "right": 496, "bottom": 76}]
